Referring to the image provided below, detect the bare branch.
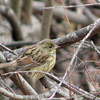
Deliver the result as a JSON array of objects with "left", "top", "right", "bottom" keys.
[
  {"left": 0, "top": 5, "right": 24, "bottom": 40},
  {"left": 0, "top": 43, "right": 17, "bottom": 55},
  {"left": 4, "top": 40, "right": 37, "bottom": 47},
  {"left": 91, "top": 41, "right": 100, "bottom": 54},
  {"left": 42, "top": 2, "right": 100, "bottom": 9},
  {"left": 0, "top": 86, "right": 55, "bottom": 100},
  {"left": 53, "top": 18, "right": 100, "bottom": 48},
  {"left": 40, "top": 77, "right": 69, "bottom": 97},
  {"left": 10, "top": 0, "right": 21, "bottom": 18},
  {"left": 41, "top": 0, "right": 54, "bottom": 40},
  {"left": 16, "top": 74, "right": 39, "bottom": 96},
  {"left": 22, "top": 0, "right": 32, "bottom": 24}
]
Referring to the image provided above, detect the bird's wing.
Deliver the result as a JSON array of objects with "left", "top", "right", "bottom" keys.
[{"left": 15, "top": 46, "right": 49, "bottom": 71}]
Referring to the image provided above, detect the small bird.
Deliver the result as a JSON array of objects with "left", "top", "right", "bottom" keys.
[{"left": 0, "top": 39, "right": 57, "bottom": 80}]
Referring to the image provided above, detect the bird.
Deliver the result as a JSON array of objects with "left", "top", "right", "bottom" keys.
[{"left": 0, "top": 39, "right": 57, "bottom": 80}]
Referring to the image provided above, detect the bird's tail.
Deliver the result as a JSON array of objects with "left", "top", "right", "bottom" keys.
[
  {"left": 0, "top": 62, "right": 11, "bottom": 69},
  {"left": 0, "top": 61, "right": 17, "bottom": 69}
]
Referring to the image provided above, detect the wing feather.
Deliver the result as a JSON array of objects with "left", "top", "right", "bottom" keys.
[{"left": 16, "top": 45, "right": 49, "bottom": 71}]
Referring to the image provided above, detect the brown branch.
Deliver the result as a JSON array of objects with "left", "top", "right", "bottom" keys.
[
  {"left": 53, "top": 18, "right": 100, "bottom": 48},
  {"left": 0, "top": 5, "right": 24, "bottom": 41},
  {"left": 40, "top": 77, "right": 69, "bottom": 97},
  {"left": 41, "top": 0, "right": 54, "bottom": 40},
  {"left": 0, "top": 86, "right": 55, "bottom": 100},
  {"left": 16, "top": 74, "right": 38, "bottom": 95},
  {"left": 10, "top": 0, "right": 21, "bottom": 19},
  {"left": 22, "top": 0, "right": 32, "bottom": 24},
  {"left": 4, "top": 40, "right": 37, "bottom": 47}
]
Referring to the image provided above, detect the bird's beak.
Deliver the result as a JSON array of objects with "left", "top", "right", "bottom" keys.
[{"left": 55, "top": 45, "right": 60, "bottom": 49}]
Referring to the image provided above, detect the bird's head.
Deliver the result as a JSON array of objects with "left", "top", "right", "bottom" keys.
[{"left": 37, "top": 39, "right": 57, "bottom": 54}]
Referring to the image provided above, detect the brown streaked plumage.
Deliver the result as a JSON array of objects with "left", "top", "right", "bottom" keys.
[{"left": 0, "top": 39, "right": 56, "bottom": 80}]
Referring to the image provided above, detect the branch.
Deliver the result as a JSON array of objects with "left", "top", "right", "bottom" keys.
[
  {"left": 0, "top": 86, "right": 55, "bottom": 100},
  {"left": 10, "top": 0, "right": 21, "bottom": 18},
  {"left": 16, "top": 74, "right": 38, "bottom": 95},
  {"left": 41, "top": 0, "right": 54, "bottom": 39},
  {"left": 0, "top": 5, "right": 24, "bottom": 40},
  {"left": 53, "top": 18, "right": 100, "bottom": 48},
  {"left": 4, "top": 40, "right": 37, "bottom": 47},
  {"left": 22, "top": 0, "right": 32, "bottom": 24},
  {"left": 40, "top": 77, "right": 69, "bottom": 97}
]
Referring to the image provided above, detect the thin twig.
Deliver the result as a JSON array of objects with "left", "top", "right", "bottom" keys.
[
  {"left": 0, "top": 43, "right": 17, "bottom": 55},
  {"left": 16, "top": 73, "right": 28, "bottom": 95},
  {"left": 91, "top": 41, "right": 100, "bottom": 55},
  {"left": 42, "top": 3, "right": 100, "bottom": 9},
  {"left": 16, "top": 73, "right": 39, "bottom": 96},
  {"left": 0, "top": 77, "right": 14, "bottom": 93}
]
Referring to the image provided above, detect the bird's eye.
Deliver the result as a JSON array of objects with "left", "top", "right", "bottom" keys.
[{"left": 49, "top": 45, "right": 52, "bottom": 48}]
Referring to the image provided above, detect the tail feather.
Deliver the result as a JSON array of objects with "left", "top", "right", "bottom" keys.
[
  {"left": 0, "top": 63, "right": 11, "bottom": 69},
  {"left": 0, "top": 61, "right": 17, "bottom": 69}
]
